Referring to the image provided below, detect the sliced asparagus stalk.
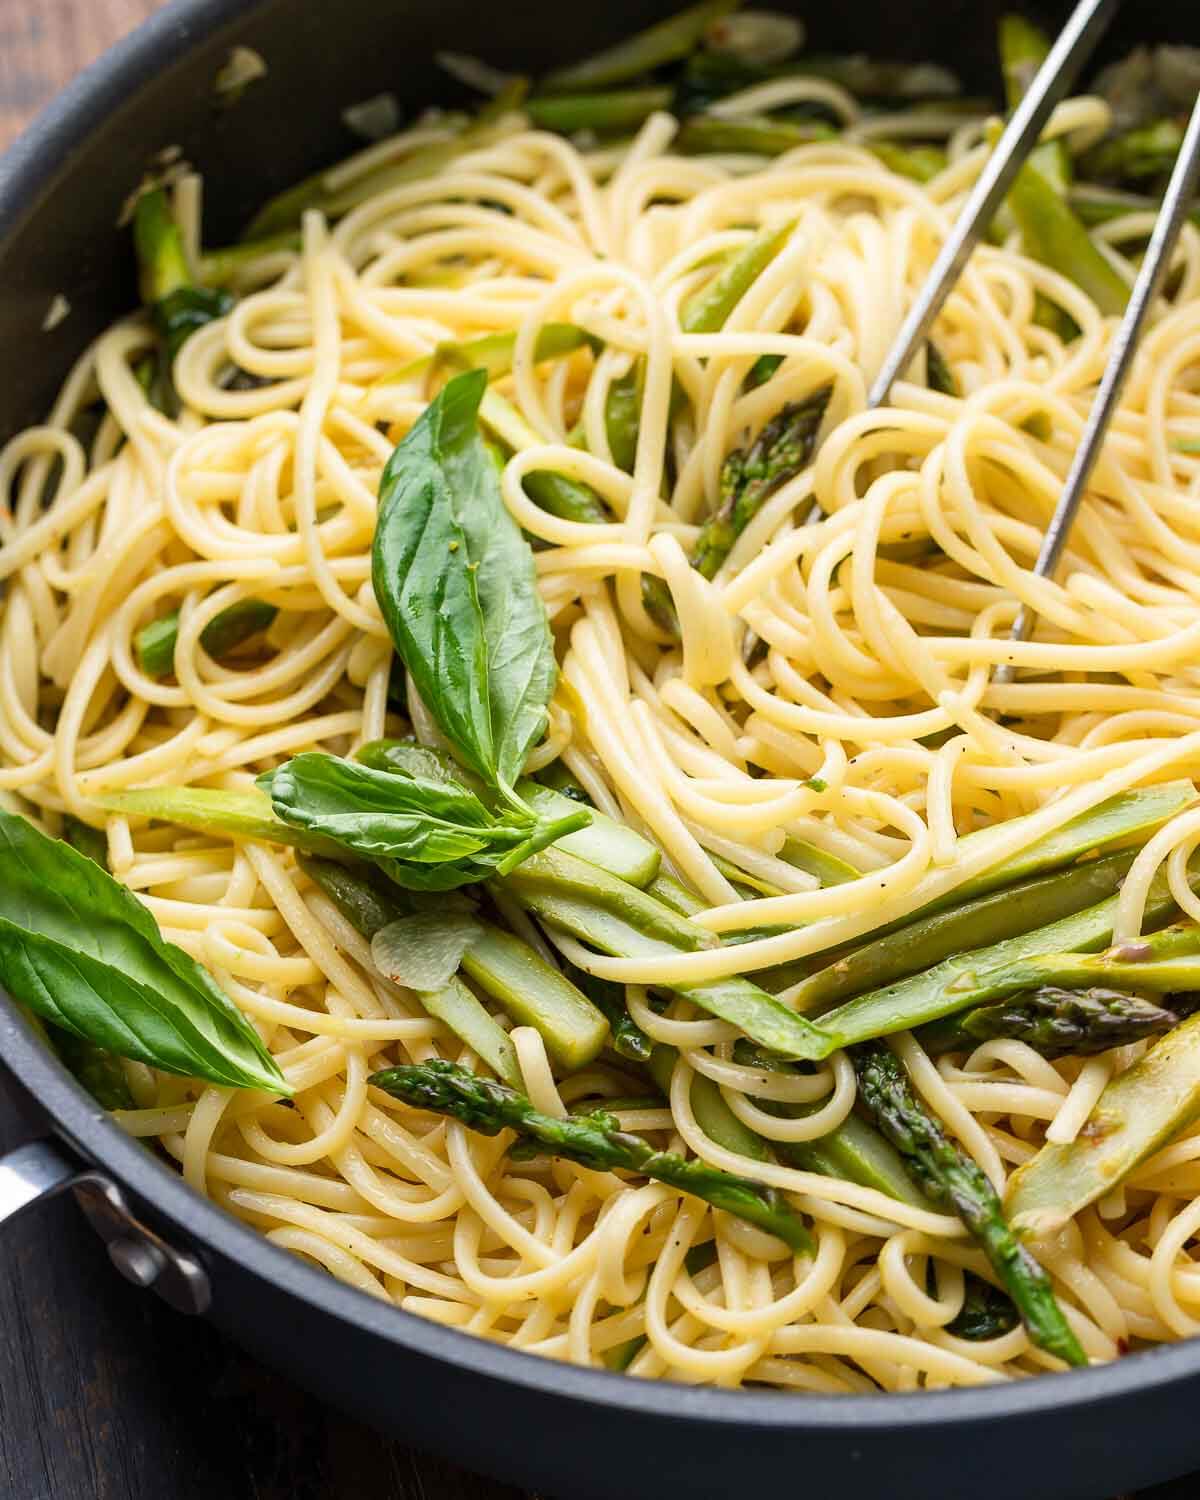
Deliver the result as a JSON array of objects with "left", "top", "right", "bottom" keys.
[
  {"left": 91, "top": 786, "right": 346, "bottom": 857},
  {"left": 676, "top": 114, "right": 835, "bottom": 157},
  {"left": 377, "top": 322, "right": 597, "bottom": 389},
  {"left": 1006, "top": 1009, "right": 1200, "bottom": 1237},
  {"left": 370, "top": 1058, "right": 813, "bottom": 1254},
  {"left": 680, "top": 218, "right": 798, "bottom": 335},
  {"left": 854, "top": 1042, "right": 1086, "bottom": 1367},
  {"left": 136, "top": 598, "right": 279, "bottom": 678},
  {"left": 478, "top": 388, "right": 611, "bottom": 525},
  {"left": 538, "top": 0, "right": 740, "bottom": 93},
  {"left": 807, "top": 867, "right": 1190, "bottom": 1060},
  {"left": 916, "top": 985, "right": 1186, "bottom": 1059},
  {"left": 460, "top": 923, "right": 609, "bottom": 1070},
  {"left": 527, "top": 87, "right": 672, "bottom": 134},
  {"left": 730, "top": 1041, "right": 930, "bottom": 1209},
  {"left": 504, "top": 849, "right": 831, "bottom": 1057},
  {"left": 789, "top": 849, "right": 1136, "bottom": 1015}
]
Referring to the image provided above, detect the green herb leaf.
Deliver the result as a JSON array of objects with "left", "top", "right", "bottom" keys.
[
  {"left": 371, "top": 912, "right": 485, "bottom": 992},
  {"left": 371, "top": 369, "right": 556, "bottom": 798},
  {"left": 0, "top": 811, "right": 289, "bottom": 1094}
]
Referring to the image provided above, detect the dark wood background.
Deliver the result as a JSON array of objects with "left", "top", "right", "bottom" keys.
[{"left": 0, "top": 3, "right": 1197, "bottom": 1497}]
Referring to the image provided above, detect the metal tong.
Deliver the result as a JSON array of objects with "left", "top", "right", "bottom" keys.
[{"left": 862, "top": 0, "right": 1200, "bottom": 680}]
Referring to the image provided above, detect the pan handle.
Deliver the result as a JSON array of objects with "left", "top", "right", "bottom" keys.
[{"left": 0, "top": 1136, "right": 211, "bottom": 1315}]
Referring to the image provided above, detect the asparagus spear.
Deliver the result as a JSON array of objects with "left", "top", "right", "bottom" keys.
[
  {"left": 946, "top": 1272, "right": 1020, "bottom": 1341},
  {"left": 478, "top": 388, "right": 611, "bottom": 526},
  {"left": 604, "top": 366, "right": 641, "bottom": 473},
  {"left": 676, "top": 115, "right": 836, "bottom": 157},
  {"left": 1069, "top": 182, "right": 1200, "bottom": 229},
  {"left": 788, "top": 849, "right": 1136, "bottom": 1015},
  {"left": 994, "top": 16, "right": 1128, "bottom": 320},
  {"left": 198, "top": 229, "right": 303, "bottom": 286},
  {"left": 136, "top": 598, "right": 279, "bottom": 678},
  {"left": 502, "top": 847, "right": 831, "bottom": 1057},
  {"left": 527, "top": 87, "right": 672, "bottom": 135},
  {"left": 691, "top": 390, "right": 830, "bottom": 579},
  {"left": 1006, "top": 1009, "right": 1200, "bottom": 1237},
  {"left": 298, "top": 854, "right": 605, "bottom": 1076},
  {"left": 538, "top": 0, "right": 740, "bottom": 94},
  {"left": 377, "top": 322, "right": 597, "bottom": 390},
  {"left": 680, "top": 218, "right": 799, "bottom": 335},
  {"left": 925, "top": 340, "right": 959, "bottom": 396},
  {"left": 1081, "top": 117, "right": 1186, "bottom": 186},
  {"left": 805, "top": 866, "right": 1193, "bottom": 1060},
  {"left": 915, "top": 985, "right": 1187, "bottom": 1059},
  {"left": 780, "top": 839, "right": 861, "bottom": 887},
  {"left": 870, "top": 142, "right": 949, "bottom": 184},
  {"left": 730, "top": 1041, "right": 930, "bottom": 1209},
  {"left": 854, "top": 1042, "right": 1086, "bottom": 1366},
  {"left": 643, "top": 388, "right": 830, "bottom": 628},
  {"left": 133, "top": 188, "right": 233, "bottom": 413},
  {"left": 370, "top": 1058, "right": 813, "bottom": 1254},
  {"left": 460, "top": 923, "right": 609, "bottom": 1070}
]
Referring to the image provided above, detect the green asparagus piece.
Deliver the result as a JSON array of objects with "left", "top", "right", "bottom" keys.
[
  {"left": 91, "top": 786, "right": 347, "bottom": 857},
  {"left": 1007, "top": 154, "right": 1129, "bottom": 315},
  {"left": 132, "top": 189, "right": 233, "bottom": 411},
  {"left": 604, "top": 366, "right": 642, "bottom": 473},
  {"left": 379, "top": 323, "right": 598, "bottom": 389},
  {"left": 643, "top": 385, "right": 830, "bottom": 630},
  {"left": 527, "top": 87, "right": 672, "bottom": 135},
  {"left": 518, "top": 781, "right": 660, "bottom": 888},
  {"left": 298, "top": 855, "right": 520, "bottom": 1086},
  {"left": 460, "top": 923, "right": 609, "bottom": 1070},
  {"left": 945, "top": 1273, "right": 1021, "bottom": 1341},
  {"left": 810, "top": 871, "right": 1194, "bottom": 1059},
  {"left": 926, "top": 781, "right": 1195, "bottom": 912},
  {"left": 780, "top": 840, "right": 861, "bottom": 888},
  {"left": 854, "top": 1042, "right": 1085, "bottom": 1366},
  {"left": 564, "top": 963, "right": 653, "bottom": 1062},
  {"left": 730, "top": 1041, "right": 930, "bottom": 1209},
  {"left": 916, "top": 985, "right": 1186, "bottom": 1059},
  {"left": 999, "top": 14, "right": 1071, "bottom": 195},
  {"left": 676, "top": 114, "right": 835, "bottom": 157},
  {"left": 788, "top": 849, "right": 1136, "bottom": 1016},
  {"left": 1081, "top": 117, "right": 1186, "bottom": 186},
  {"left": 538, "top": 0, "right": 740, "bottom": 93},
  {"left": 478, "top": 387, "right": 611, "bottom": 525},
  {"left": 746, "top": 353, "right": 784, "bottom": 389},
  {"left": 503, "top": 847, "right": 832, "bottom": 1057},
  {"left": 1007, "top": 1008, "right": 1200, "bottom": 1237},
  {"left": 692, "top": 390, "right": 830, "bottom": 579},
  {"left": 198, "top": 230, "right": 303, "bottom": 286},
  {"left": 680, "top": 218, "right": 798, "bottom": 335},
  {"left": 869, "top": 142, "right": 948, "bottom": 183},
  {"left": 647, "top": 1043, "right": 770, "bottom": 1160},
  {"left": 1069, "top": 183, "right": 1200, "bottom": 229},
  {"left": 925, "top": 341, "right": 959, "bottom": 396},
  {"left": 371, "top": 1058, "right": 812, "bottom": 1253},
  {"left": 135, "top": 598, "right": 279, "bottom": 678}
]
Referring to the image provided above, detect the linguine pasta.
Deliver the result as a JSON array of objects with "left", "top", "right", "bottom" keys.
[{"left": 6, "top": 61, "right": 1200, "bottom": 1391}]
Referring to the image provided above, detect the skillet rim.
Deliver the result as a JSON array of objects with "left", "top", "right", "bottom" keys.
[{"left": 2, "top": 0, "right": 1200, "bottom": 1444}]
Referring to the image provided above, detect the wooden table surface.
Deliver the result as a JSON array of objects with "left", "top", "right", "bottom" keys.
[{"left": 0, "top": 4, "right": 1199, "bottom": 1497}]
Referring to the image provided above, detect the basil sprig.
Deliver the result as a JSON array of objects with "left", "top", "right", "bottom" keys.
[
  {"left": 371, "top": 368, "right": 560, "bottom": 804},
  {"left": 259, "top": 751, "right": 585, "bottom": 890},
  {"left": 0, "top": 810, "right": 290, "bottom": 1094}
]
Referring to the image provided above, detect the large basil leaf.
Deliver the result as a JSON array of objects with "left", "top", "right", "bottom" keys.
[
  {"left": 0, "top": 811, "right": 289, "bottom": 1094},
  {"left": 371, "top": 369, "right": 556, "bottom": 797}
]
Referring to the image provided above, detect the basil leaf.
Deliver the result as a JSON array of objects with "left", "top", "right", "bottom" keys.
[
  {"left": 261, "top": 752, "right": 531, "bottom": 867},
  {"left": 371, "top": 368, "right": 556, "bottom": 797},
  {"left": 0, "top": 811, "right": 289, "bottom": 1094}
]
